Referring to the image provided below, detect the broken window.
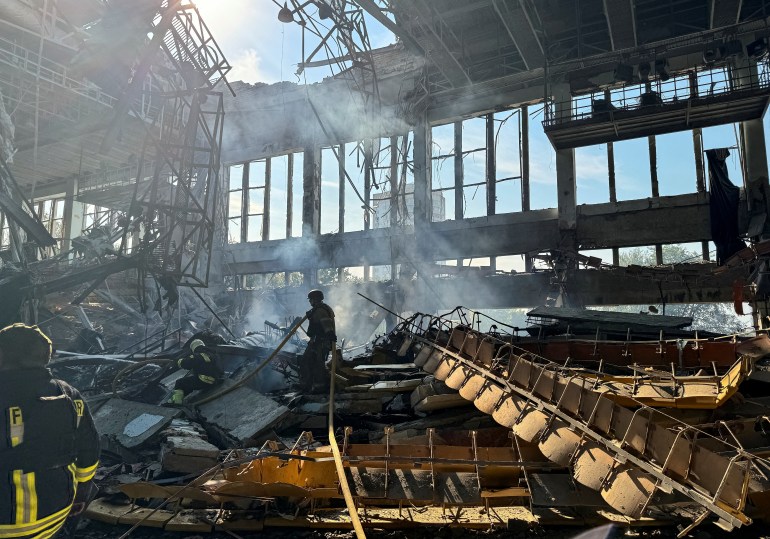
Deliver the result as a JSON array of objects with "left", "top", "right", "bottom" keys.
[
  {"left": 291, "top": 152, "right": 304, "bottom": 238},
  {"left": 33, "top": 197, "right": 64, "bottom": 256},
  {"left": 431, "top": 123, "right": 454, "bottom": 222},
  {"left": 575, "top": 144, "right": 610, "bottom": 205},
  {"left": 612, "top": 138, "right": 652, "bottom": 200},
  {"left": 369, "top": 265, "right": 392, "bottom": 281},
  {"left": 527, "top": 104, "right": 557, "bottom": 210},
  {"left": 344, "top": 143, "right": 366, "bottom": 233},
  {"left": 246, "top": 160, "right": 266, "bottom": 242},
  {"left": 227, "top": 164, "right": 244, "bottom": 244},
  {"left": 82, "top": 204, "right": 119, "bottom": 233},
  {"left": 656, "top": 131, "right": 698, "bottom": 196},
  {"left": 461, "top": 117, "right": 487, "bottom": 219},
  {"left": 269, "top": 155, "right": 290, "bottom": 241},
  {"left": 494, "top": 109, "right": 523, "bottom": 214},
  {"left": 371, "top": 137, "right": 394, "bottom": 229},
  {"left": 701, "top": 124, "right": 744, "bottom": 186}
]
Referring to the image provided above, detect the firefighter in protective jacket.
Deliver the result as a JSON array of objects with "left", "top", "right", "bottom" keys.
[
  {"left": 299, "top": 289, "right": 336, "bottom": 393},
  {"left": 0, "top": 324, "right": 100, "bottom": 539},
  {"left": 169, "top": 334, "right": 224, "bottom": 404}
]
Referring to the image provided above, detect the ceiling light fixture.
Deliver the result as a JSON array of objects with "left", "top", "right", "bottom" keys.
[{"left": 278, "top": 2, "right": 294, "bottom": 23}]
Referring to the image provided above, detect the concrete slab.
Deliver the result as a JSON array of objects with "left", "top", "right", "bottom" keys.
[
  {"left": 161, "top": 436, "right": 220, "bottom": 474},
  {"left": 197, "top": 385, "right": 290, "bottom": 444},
  {"left": 92, "top": 398, "right": 180, "bottom": 449}
]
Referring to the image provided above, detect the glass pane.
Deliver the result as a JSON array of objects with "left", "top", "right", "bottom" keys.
[
  {"left": 495, "top": 109, "right": 521, "bottom": 179},
  {"left": 229, "top": 164, "right": 243, "bottom": 191},
  {"left": 432, "top": 123, "right": 455, "bottom": 159},
  {"left": 54, "top": 200, "right": 64, "bottom": 219},
  {"left": 496, "top": 179, "right": 521, "bottom": 214},
  {"left": 429, "top": 190, "right": 447, "bottom": 222},
  {"left": 228, "top": 190, "right": 242, "bottom": 217},
  {"left": 249, "top": 160, "right": 266, "bottom": 188},
  {"left": 52, "top": 219, "right": 63, "bottom": 239},
  {"left": 247, "top": 215, "right": 263, "bottom": 242},
  {"left": 463, "top": 117, "right": 487, "bottom": 187},
  {"left": 434, "top": 189, "right": 452, "bottom": 222},
  {"left": 291, "top": 152, "right": 304, "bottom": 237},
  {"left": 270, "top": 155, "right": 289, "bottom": 241},
  {"left": 344, "top": 143, "right": 365, "bottom": 233},
  {"left": 321, "top": 147, "right": 340, "bottom": 234},
  {"left": 463, "top": 185, "right": 486, "bottom": 218},
  {"left": 228, "top": 218, "right": 241, "bottom": 244},
  {"left": 528, "top": 105, "right": 557, "bottom": 210},
  {"left": 247, "top": 188, "right": 264, "bottom": 215}
]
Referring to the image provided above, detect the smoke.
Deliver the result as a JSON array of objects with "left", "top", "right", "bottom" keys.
[{"left": 220, "top": 45, "right": 422, "bottom": 165}]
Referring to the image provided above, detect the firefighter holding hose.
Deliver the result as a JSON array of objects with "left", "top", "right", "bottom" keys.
[{"left": 299, "top": 289, "right": 336, "bottom": 393}]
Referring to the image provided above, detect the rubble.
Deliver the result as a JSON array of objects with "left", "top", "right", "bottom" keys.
[
  {"left": 92, "top": 399, "right": 180, "bottom": 450},
  {"left": 196, "top": 383, "right": 291, "bottom": 445},
  {"left": 42, "top": 302, "right": 770, "bottom": 538}
]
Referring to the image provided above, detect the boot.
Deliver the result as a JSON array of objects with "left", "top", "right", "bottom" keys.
[{"left": 168, "top": 389, "right": 185, "bottom": 405}]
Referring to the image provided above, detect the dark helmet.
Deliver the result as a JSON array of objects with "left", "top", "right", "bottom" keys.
[
  {"left": 308, "top": 289, "right": 324, "bottom": 301},
  {"left": 0, "top": 324, "right": 53, "bottom": 365}
]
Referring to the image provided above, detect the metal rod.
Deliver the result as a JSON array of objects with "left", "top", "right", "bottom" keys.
[
  {"left": 191, "top": 287, "right": 236, "bottom": 338},
  {"left": 357, "top": 292, "right": 405, "bottom": 321}
]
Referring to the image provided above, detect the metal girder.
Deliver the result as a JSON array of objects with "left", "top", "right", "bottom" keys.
[
  {"left": 353, "top": 0, "right": 424, "bottom": 56},
  {"left": 710, "top": 0, "right": 743, "bottom": 29},
  {"left": 392, "top": 0, "right": 471, "bottom": 87},
  {"left": 491, "top": 0, "right": 544, "bottom": 71},
  {"left": 602, "top": 0, "right": 637, "bottom": 50}
]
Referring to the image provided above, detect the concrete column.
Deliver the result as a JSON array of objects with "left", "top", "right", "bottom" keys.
[
  {"left": 363, "top": 139, "right": 373, "bottom": 281},
  {"left": 554, "top": 85, "right": 577, "bottom": 255},
  {"left": 521, "top": 105, "right": 533, "bottom": 272},
  {"left": 486, "top": 112, "right": 496, "bottom": 216},
  {"left": 263, "top": 157, "right": 271, "bottom": 241},
  {"left": 286, "top": 153, "right": 294, "bottom": 238},
  {"left": 454, "top": 121, "right": 464, "bottom": 221},
  {"left": 338, "top": 142, "right": 345, "bottom": 234},
  {"left": 302, "top": 146, "right": 321, "bottom": 286},
  {"left": 413, "top": 114, "right": 432, "bottom": 228},
  {"left": 733, "top": 52, "right": 770, "bottom": 234},
  {"left": 302, "top": 146, "right": 321, "bottom": 237},
  {"left": 61, "top": 177, "right": 83, "bottom": 253}
]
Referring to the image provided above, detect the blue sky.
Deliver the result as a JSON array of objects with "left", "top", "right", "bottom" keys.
[
  {"left": 207, "top": 2, "right": 769, "bottom": 271},
  {"left": 195, "top": 0, "right": 396, "bottom": 85}
]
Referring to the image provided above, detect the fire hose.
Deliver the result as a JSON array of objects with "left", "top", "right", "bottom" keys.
[{"left": 327, "top": 340, "right": 367, "bottom": 539}]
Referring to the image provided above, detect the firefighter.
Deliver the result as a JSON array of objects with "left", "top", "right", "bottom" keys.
[
  {"left": 168, "top": 333, "right": 224, "bottom": 404},
  {"left": 0, "top": 324, "right": 100, "bottom": 539},
  {"left": 299, "top": 289, "right": 336, "bottom": 393}
]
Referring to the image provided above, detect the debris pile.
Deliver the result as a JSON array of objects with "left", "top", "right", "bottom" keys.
[{"left": 44, "top": 303, "right": 770, "bottom": 536}]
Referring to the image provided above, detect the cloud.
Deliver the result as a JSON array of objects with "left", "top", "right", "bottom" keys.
[{"left": 228, "top": 48, "right": 273, "bottom": 84}]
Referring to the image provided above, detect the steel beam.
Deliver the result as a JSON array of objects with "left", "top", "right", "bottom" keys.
[
  {"left": 710, "top": 0, "right": 743, "bottom": 29},
  {"left": 602, "top": 0, "right": 637, "bottom": 50},
  {"left": 353, "top": 0, "right": 424, "bottom": 56},
  {"left": 492, "top": 0, "right": 544, "bottom": 70}
]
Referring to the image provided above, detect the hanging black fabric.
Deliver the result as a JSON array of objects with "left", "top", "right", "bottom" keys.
[{"left": 707, "top": 148, "right": 746, "bottom": 265}]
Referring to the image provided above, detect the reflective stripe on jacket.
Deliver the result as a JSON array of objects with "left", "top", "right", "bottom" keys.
[{"left": 0, "top": 369, "right": 100, "bottom": 539}]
